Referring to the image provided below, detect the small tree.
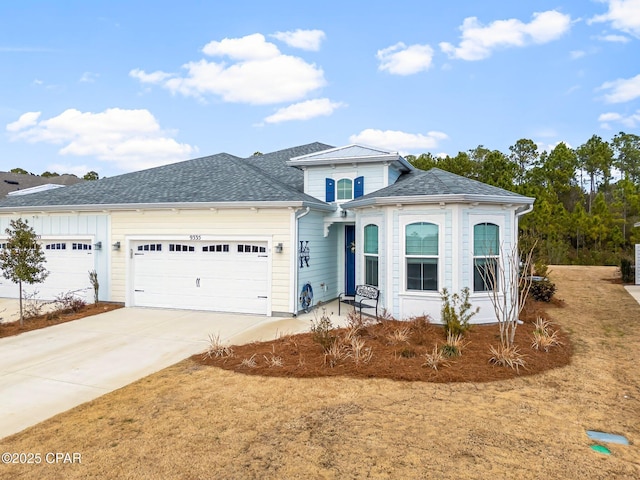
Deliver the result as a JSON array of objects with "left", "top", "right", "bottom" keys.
[
  {"left": 478, "top": 242, "right": 535, "bottom": 349},
  {"left": 0, "top": 219, "right": 49, "bottom": 325}
]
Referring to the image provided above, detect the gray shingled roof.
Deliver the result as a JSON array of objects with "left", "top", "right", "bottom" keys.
[
  {"left": 0, "top": 143, "right": 333, "bottom": 210},
  {"left": 344, "top": 168, "right": 534, "bottom": 208}
]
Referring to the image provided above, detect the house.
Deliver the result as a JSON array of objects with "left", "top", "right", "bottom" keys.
[
  {"left": 0, "top": 172, "right": 83, "bottom": 198},
  {"left": 0, "top": 143, "right": 534, "bottom": 323}
]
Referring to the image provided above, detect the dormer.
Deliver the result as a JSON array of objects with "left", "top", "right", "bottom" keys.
[{"left": 287, "top": 144, "right": 414, "bottom": 203}]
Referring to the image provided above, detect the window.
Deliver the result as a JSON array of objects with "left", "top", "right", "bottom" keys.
[
  {"left": 72, "top": 243, "right": 92, "bottom": 250},
  {"left": 203, "top": 244, "right": 229, "bottom": 252},
  {"left": 137, "top": 244, "right": 162, "bottom": 252},
  {"left": 45, "top": 243, "right": 66, "bottom": 250},
  {"left": 473, "top": 223, "right": 500, "bottom": 292},
  {"left": 238, "top": 244, "right": 266, "bottom": 253},
  {"left": 337, "top": 178, "right": 353, "bottom": 200},
  {"left": 364, "top": 224, "right": 379, "bottom": 286},
  {"left": 405, "top": 222, "right": 438, "bottom": 291},
  {"left": 169, "top": 244, "right": 194, "bottom": 252}
]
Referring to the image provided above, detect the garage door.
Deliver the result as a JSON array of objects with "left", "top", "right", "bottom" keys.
[
  {"left": 0, "top": 240, "right": 95, "bottom": 300},
  {"left": 131, "top": 240, "right": 269, "bottom": 314}
]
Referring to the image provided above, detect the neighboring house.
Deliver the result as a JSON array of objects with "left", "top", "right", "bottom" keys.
[
  {"left": 0, "top": 143, "right": 534, "bottom": 323},
  {"left": 0, "top": 172, "right": 83, "bottom": 198}
]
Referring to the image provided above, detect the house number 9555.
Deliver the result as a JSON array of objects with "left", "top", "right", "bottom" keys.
[{"left": 189, "top": 235, "right": 201, "bottom": 240}]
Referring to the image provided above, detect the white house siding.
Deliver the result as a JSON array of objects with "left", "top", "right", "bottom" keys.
[
  {"left": 355, "top": 210, "right": 386, "bottom": 309},
  {"left": 109, "top": 208, "right": 292, "bottom": 314},
  {"left": 305, "top": 164, "right": 386, "bottom": 202},
  {"left": 0, "top": 213, "right": 110, "bottom": 300},
  {"left": 296, "top": 210, "right": 339, "bottom": 309},
  {"left": 388, "top": 165, "right": 403, "bottom": 187}
]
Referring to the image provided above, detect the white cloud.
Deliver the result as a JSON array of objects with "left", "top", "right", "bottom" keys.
[
  {"left": 130, "top": 33, "right": 325, "bottom": 105},
  {"left": 129, "top": 69, "right": 173, "bottom": 84},
  {"left": 264, "top": 98, "right": 345, "bottom": 124},
  {"left": 590, "top": 0, "right": 640, "bottom": 38},
  {"left": 570, "top": 50, "right": 586, "bottom": 59},
  {"left": 271, "top": 29, "right": 326, "bottom": 51},
  {"left": 597, "top": 33, "right": 631, "bottom": 42},
  {"left": 440, "top": 10, "right": 571, "bottom": 60},
  {"left": 79, "top": 72, "right": 99, "bottom": 83},
  {"left": 376, "top": 43, "right": 434, "bottom": 75},
  {"left": 599, "top": 73, "right": 640, "bottom": 103},
  {"left": 598, "top": 110, "right": 640, "bottom": 128},
  {"left": 6, "top": 111, "right": 41, "bottom": 132},
  {"left": 349, "top": 129, "right": 448, "bottom": 153},
  {"left": 6, "top": 108, "right": 197, "bottom": 172}
]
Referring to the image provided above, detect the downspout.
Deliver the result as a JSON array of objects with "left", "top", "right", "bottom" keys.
[{"left": 292, "top": 207, "right": 311, "bottom": 316}]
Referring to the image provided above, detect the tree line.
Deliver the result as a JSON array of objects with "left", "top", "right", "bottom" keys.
[{"left": 406, "top": 132, "right": 640, "bottom": 265}]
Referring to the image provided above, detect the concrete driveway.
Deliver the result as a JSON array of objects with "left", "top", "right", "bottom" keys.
[{"left": 0, "top": 306, "right": 322, "bottom": 440}]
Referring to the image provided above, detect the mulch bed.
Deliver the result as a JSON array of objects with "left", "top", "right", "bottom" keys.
[
  {"left": 195, "top": 298, "right": 573, "bottom": 383},
  {"left": 0, "top": 302, "right": 124, "bottom": 339}
]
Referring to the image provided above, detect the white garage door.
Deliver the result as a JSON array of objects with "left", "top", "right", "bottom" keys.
[
  {"left": 0, "top": 240, "right": 94, "bottom": 300},
  {"left": 131, "top": 240, "right": 269, "bottom": 314}
]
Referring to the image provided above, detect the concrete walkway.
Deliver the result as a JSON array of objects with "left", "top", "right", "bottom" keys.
[
  {"left": 624, "top": 285, "right": 640, "bottom": 306},
  {"left": 0, "top": 300, "right": 351, "bottom": 440}
]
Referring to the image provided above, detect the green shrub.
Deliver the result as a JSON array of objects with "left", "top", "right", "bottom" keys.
[
  {"left": 310, "top": 309, "right": 335, "bottom": 352},
  {"left": 528, "top": 278, "right": 556, "bottom": 302},
  {"left": 440, "top": 287, "right": 478, "bottom": 336},
  {"left": 620, "top": 258, "right": 635, "bottom": 283}
]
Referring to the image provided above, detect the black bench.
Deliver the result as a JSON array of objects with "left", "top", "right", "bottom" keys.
[{"left": 339, "top": 284, "right": 380, "bottom": 320}]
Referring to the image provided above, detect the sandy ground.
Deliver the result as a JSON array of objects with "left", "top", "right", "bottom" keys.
[{"left": 0, "top": 265, "right": 638, "bottom": 479}]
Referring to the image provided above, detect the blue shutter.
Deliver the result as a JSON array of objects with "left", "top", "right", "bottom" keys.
[
  {"left": 354, "top": 176, "right": 364, "bottom": 198},
  {"left": 325, "top": 178, "right": 335, "bottom": 202}
]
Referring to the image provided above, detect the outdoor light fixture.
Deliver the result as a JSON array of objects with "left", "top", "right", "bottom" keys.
[
  {"left": 275, "top": 243, "right": 283, "bottom": 253},
  {"left": 340, "top": 209, "right": 348, "bottom": 217},
  {"left": 93, "top": 241, "right": 102, "bottom": 250},
  {"left": 112, "top": 241, "right": 121, "bottom": 250}
]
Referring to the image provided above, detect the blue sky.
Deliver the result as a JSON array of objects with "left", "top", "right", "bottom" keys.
[{"left": 1, "top": 0, "right": 639, "bottom": 178}]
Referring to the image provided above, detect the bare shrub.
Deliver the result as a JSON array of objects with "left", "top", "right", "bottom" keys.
[
  {"left": 422, "top": 345, "right": 450, "bottom": 370},
  {"left": 53, "top": 290, "right": 87, "bottom": 313},
  {"left": 240, "top": 354, "right": 257, "bottom": 368},
  {"left": 349, "top": 336, "right": 373, "bottom": 365},
  {"left": 489, "top": 345, "right": 526, "bottom": 372},
  {"left": 88, "top": 270, "right": 99, "bottom": 304},
  {"left": 203, "top": 333, "right": 234, "bottom": 359},
  {"left": 531, "top": 317, "right": 562, "bottom": 352},
  {"left": 311, "top": 309, "right": 336, "bottom": 352},
  {"left": 324, "top": 339, "right": 349, "bottom": 368},
  {"left": 441, "top": 333, "right": 467, "bottom": 357},
  {"left": 263, "top": 354, "right": 284, "bottom": 368},
  {"left": 21, "top": 290, "right": 45, "bottom": 320},
  {"left": 408, "top": 315, "right": 432, "bottom": 345},
  {"left": 386, "top": 326, "right": 411, "bottom": 345}
]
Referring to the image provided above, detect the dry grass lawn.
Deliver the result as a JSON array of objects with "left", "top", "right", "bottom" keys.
[{"left": 1, "top": 266, "right": 639, "bottom": 479}]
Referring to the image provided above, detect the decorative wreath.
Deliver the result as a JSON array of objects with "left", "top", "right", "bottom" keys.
[{"left": 299, "top": 282, "right": 313, "bottom": 311}]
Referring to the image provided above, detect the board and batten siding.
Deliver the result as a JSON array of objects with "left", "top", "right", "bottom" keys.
[
  {"left": 296, "top": 210, "right": 339, "bottom": 308},
  {"left": 0, "top": 213, "right": 110, "bottom": 300},
  {"left": 110, "top": 209, "right": 293, "bottom": 313},
  {"left": 305, "top": 164, "right": 387, "bottom": 202}
]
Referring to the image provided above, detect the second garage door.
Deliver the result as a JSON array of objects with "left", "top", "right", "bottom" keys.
[
  {"left": 131, "top": 240, "right": 269, "bottom": 314},
  {"left": 0, "top": 239, "right": 95, "bottom": 300}
]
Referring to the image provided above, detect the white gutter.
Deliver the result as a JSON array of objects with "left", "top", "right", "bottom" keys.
[
  {"left": 344, "top": 193, "right": 536, "bottom": 209},
  {"left": 291, "top": 207, "right": 311, "bottom": 316},
  {"left": 0, "top": 200, "right": 336, "bottom": 214}
]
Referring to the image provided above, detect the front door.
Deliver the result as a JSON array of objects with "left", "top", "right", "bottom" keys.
[{"left": 345, "top": 225, "right": 356, "bottom": 296}]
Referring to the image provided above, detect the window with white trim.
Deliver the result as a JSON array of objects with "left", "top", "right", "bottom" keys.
[
  {"left": 405, "top": 222, "right": 438, "bottom": 291},
  {"left": 473, "top": 223, "right": 500, "bottom": 292},
  {"left": 72, "top": 243, "right": 92, "bottom": 250},
  {"left": 169, "top": 244, "right": 194, "bottom": 252},
  {"left": 203, "top": 244, "right": 229, "bottom": 253},
  {"left": 45, "top": 243, "right": 66, "bottom": 250},
  {"left": 337, "top": 178, "right": 353, "bottom": 200},
  {"left": 364, "top": 224, "right": 379, "bottom": 286}
]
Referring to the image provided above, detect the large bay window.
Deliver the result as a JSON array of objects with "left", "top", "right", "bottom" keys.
[{"left": 405, "top": 222, "right": 438, "bottom": 291}]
